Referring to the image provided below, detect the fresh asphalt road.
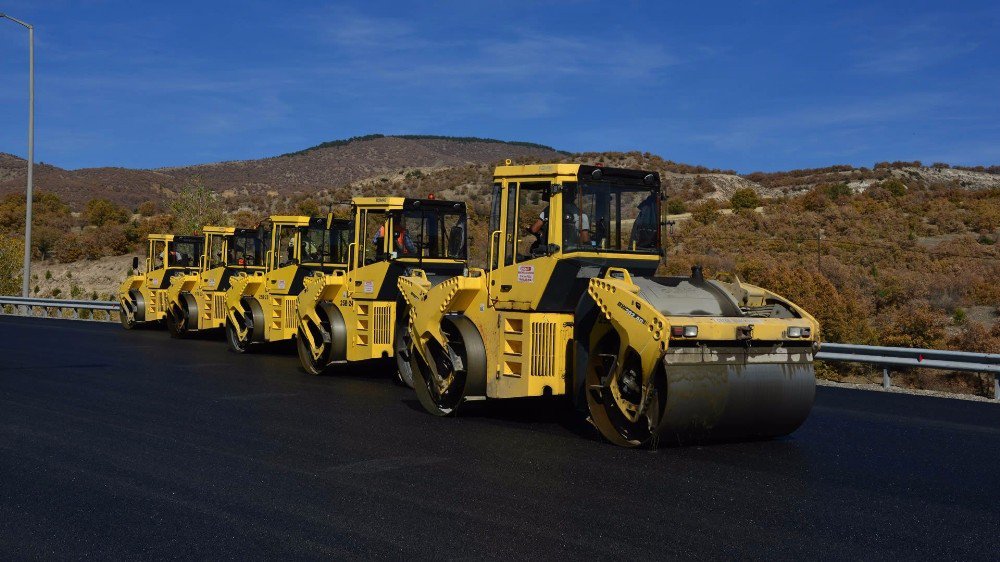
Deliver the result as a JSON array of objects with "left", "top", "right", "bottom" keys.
[{"left": 1, "top": 316, "right": 998, "bottom": 559}]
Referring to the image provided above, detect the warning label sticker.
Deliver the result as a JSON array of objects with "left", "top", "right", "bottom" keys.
[
  {"left": 517, "top": 265, "right": 534, "bottom": 283},
  {"left": 277, "top": 280, "right": 286, "bottom": 290},
  {"left": 363, "top": 281, "right": 375, "bottom": 293}
]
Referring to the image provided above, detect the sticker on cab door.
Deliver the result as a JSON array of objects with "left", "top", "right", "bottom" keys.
[
  {"left": 363, "top": 281, "right": 374, "bottom": 294},
  {"left": 277, "top": 280, "right": 286, "bottom": 290},
  {"left": 517, "top": 265, "right": 534, "bottom": 283}
]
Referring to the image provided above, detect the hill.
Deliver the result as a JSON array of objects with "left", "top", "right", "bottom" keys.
[{"left": 0, "top": 135, "right": 566, "bottom": 209}]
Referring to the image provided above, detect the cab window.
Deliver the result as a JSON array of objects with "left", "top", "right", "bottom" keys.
[
  {"left": 207, "top": 235, "right": 225, "bottom": 269},
  {"left": 274, "top": 225, "right": 298, "bottom": 267},
  {"left": 516, "top": 182, "right": 550, "bottom": 261},
  {"left": 363, "top": 211, "right": 388, "bottom": 265}
]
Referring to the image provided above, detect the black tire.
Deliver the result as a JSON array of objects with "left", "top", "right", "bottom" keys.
[
  {"left": 166, "top": 308, "right": 182, "bottom": 338},
  {"left": 412, "top": 315, "right": 486, "bottom": 416},
  {"left": 166, "top": 301, "right": 190, "bottom": 339},
  {"left": 297, "top": 327, "right": 328, "bottom": 375},
  {"left": 394, "top": 316, "right": 415, "bottom": 388},
  {"left": 585, "top": 330, "right": 667, "bottom": 448},
  {"left": 120, "top": 289, "right": 145, "bottom": 329},
  {"left": 226, "top": 317, "right": 253, "bottom": 353},
  {"left": 119, "top": 301, "right": 136, "bottom": 330}
]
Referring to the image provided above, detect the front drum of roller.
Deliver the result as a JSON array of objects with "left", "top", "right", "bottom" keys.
[{"left": 656, "top": 357, "right": 815, "bottom": 443}]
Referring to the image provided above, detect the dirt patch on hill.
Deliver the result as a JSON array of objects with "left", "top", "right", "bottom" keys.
[{"left": 29, "top": 254, "right": 133, "bottom": 301}]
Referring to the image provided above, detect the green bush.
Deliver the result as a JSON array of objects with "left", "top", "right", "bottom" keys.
[
  {"left": 953, "top": 308, "right": 967, "bottom": 325},
  {"left": 824, "top": 183, "right": 853, "bottom": 201},
  {"left": 665, "top": 198, "right": 686, "bottom": 215},
  {"left": 730, "top": 188, "right": 761, "bottom": 211},
  {"left": 881, "top": 178, "right": 907, "bottom": 197}
]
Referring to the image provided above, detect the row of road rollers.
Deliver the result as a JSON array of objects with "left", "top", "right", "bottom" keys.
[{"left": 119, "top": 163, "right": 821, "bottom": 447}]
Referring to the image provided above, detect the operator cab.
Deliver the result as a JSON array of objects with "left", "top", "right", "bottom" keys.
[
  {"left": 489, "top": 164, "right": 662, "bottom": 311},
  {"left": 299, "top": 216, "right": 352, "bottom": 270},
  {"left": 146, "top": 235, "right": 203, "bottom": 272},
  {"left": 226, "top": 227, "right": 269, "bottom": 270},
  {"left": 355, "top": 197, "right": 467, "bottom": 272}
]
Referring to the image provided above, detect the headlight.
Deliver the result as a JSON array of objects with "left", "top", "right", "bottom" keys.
[{"left": 670, "top": 325, "right": 699, "bottom": 338}]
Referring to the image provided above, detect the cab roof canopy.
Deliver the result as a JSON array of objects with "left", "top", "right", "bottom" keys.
[
  {"left": 146, "top": 233, "right": 203, "bottom": 243},
  {"left": 351, "top": 196, "right": 464, "bottom": 212},
  {"left": 202, "top": 226, "right": 237, "bottom": 235},
  {"left": 493, "top": 163, "right": 661, "bottom": 189}
]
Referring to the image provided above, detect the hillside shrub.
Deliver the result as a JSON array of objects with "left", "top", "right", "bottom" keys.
[
  {"left": 665, "top": 198, "right": 686, "bottom": 215},
  {"left": 881, "top": 178, "right": 907, "bottom": 197},
  {"left": 0, "top": 235, "right": 24, "bottom": 295},
  {"left": 84, "top": 198, "right": 130, "bottom": 226},
  {"left": 880, "top": 305, "right": 946, "bottom": 349},
  {"left": 730, "top": 188, "right": 761, "bottom": 211},
  {"left": 692, "top": 200, "right": 720, "bottom": 225}
]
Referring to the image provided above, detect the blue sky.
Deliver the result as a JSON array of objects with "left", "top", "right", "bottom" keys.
[{"left": 1, "top": 1, "right": 998, "bottom": 172}]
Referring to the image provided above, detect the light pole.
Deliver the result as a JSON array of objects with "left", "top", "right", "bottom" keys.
[{"left": 1, "top": 13, "right": 34, "bottom": 297}]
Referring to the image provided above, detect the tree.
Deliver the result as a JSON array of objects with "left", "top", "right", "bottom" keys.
[
  {"left": 84, "top": 198, "right": 130, "bottom": 226},
  {"left": 0, "top": 235, "right": 24, "bottom": 295},
  {"left": 31, "top": 225, "right": 61, "bottom": 260},
  {"left": 730, "top": 188, "right": 761, "bottom": 211},
  {"left": 169, "top": 181, "right": 224, "bottom": 235},
  {"left": 53, "top": 232, "right": 83, "bottom": 262}
]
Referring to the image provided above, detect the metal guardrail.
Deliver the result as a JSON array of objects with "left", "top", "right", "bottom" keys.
[
  {"left": 816, "top": 342, "right": 1000, "bottom": 401},
  {"left": 0, "top": 295, "right": 119, "bottom": 322}
]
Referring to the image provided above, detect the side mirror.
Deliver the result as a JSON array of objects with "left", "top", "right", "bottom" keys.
[{"left": 132, "top": 256, "right": 139, "bottom": 272}]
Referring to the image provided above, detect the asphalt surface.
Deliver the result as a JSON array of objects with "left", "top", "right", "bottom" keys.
[{"left": 1, "top": 316, "right": 998, "bottom": 559}]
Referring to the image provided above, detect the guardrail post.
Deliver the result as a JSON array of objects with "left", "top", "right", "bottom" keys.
[{"left": 883, "top": 368, "right": 890, "bottom": 390}]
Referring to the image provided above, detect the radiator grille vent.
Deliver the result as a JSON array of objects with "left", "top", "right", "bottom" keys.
[{"left": 530, "top": 322, "right": 556, "bottom": 377}]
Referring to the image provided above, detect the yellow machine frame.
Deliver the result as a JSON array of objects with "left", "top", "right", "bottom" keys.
[
  {"left": 165, "top": 226, "right": 269, "bottom": 337},
  {"left": 400, "top": 163, "right": 821, "bottom": 446},
  {"left": 296, "top": 196, "right": 468, "bottom": 382},
  {"left": 225, "top": 215, "right": 351, "bottom": 352},
  {"left": 118, "top": 233, "right": 203, "bottom": 329}
]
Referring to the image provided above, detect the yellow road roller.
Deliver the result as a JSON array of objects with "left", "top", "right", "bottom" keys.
[
  {"left": 119, "top": 233, "right": 204, "bottom": 329},
  {"left": 164, "top": 225, "right": 268, "bottom": 338},
  {"left": 399, "top": 163, "right": 819, "bottom": 447},
  {"left": 225, "top": 214, "right": 352, "bottom": 352},
  {"left": 295, "top": 196, "right": 468, "bottom": 385}
]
